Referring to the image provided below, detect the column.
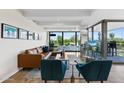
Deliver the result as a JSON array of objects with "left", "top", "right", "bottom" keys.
[
  {"left": 101, "top": 20, "right": 107, "bottom": 59},
  {"left": 91, "top": 27, "right": 94, "bottom": 41},
  {"left": 87, "top": 28, "right": 89, "bottom": 41}
]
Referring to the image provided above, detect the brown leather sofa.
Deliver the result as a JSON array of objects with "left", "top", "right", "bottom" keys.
[{"left": 18, "top": 47, "right": 49, "bottom": 68}]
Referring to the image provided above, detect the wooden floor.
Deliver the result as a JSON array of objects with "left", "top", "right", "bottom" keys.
[
  {"left": 3, "top": 52, "right": 124, "bottom": 83},
  {"left": 3, "top": 64, "right": 124, "bottom": 83}
]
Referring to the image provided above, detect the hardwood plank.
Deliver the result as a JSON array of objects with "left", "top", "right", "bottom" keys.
[
  {"left": 3, "top": 52, "right": 124, "bottom": 83},
  {"left": 3, "top": 64, "right": 124, "bottom": 83}
]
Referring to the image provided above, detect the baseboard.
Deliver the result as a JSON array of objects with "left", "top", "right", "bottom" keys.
[{"left": 0, "top": 68, "right": 22, "bottom": 83}]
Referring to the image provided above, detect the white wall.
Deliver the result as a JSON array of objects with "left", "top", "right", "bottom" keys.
[{"left": 0, "top": 9, "right": 47, "bottom": 82}]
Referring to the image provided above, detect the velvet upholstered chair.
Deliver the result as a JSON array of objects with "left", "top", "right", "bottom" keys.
[
  {"left": 40, "top": 59, "right": 67, "bottom": 83},
  {"left": 76, "top": 60, "right": 112, "bottom": 83}
]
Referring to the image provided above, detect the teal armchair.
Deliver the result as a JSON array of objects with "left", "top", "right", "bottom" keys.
[
  {"left": 40, "top": 59, "right": 67, "bottom": 83},
  {"left": 76, "top": 60, "right": 112, "bottom": 83}
]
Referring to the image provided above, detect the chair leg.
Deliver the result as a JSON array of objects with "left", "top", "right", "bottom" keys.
[
  {"left": 59, "top": 81, "right": 61, "bottom": 83},
  {"left": 101, "top": 81, "right": 103, "bottom": 83},
  {"left": 78, "top": 72, "right": 80, "bottom": 77},
  {"left": 44, "top": 80, "right": 47, "bottom": 83},
  {"left": 87, "top": 81, "right": 90, "bottom": 83}
]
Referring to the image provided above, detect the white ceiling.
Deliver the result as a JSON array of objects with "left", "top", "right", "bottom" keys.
[
  {"left": 19, "top": 9, "right": 95, "bottom": 31},
  {"left": 19, "top": 9, "right": 124, "bottom": 32}
]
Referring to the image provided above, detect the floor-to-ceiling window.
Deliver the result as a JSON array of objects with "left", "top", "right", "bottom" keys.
[
  {"left": 107, "top": 27, "right": 124, "bottom": 56},
  {"left": 49, "top": 31, "right": 80, "bottom": 46},
  {"left": 88, "top": 28, "right": 92, "bottom": 41},
  {"left": 107, "top": 22, "right": 124, "bottom": 56},
  {"left": 49, "top": 32, "right": 62, "bottom": 47},
  {"left": 63, "top": 32, "right": 76, "bottom": 46},
  {"left": 77, "top": 32, "right": 80, "bottom": 46},
  {"left": 94, "top": 24, "right": 101, "bottom": 41},
  {"left": 93, "top": 31, "right": 100, "bottom": 41}
]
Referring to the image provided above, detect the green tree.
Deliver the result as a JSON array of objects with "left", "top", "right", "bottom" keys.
[
  {"left": 109, "top": 33, "right": 115, "bottom": 40},
  {"left": 57, "top": 35, "right": 62, "bottom": 45},
  {"left": 49, "top": 40, "right": 54, "bottom": 47},
  {"left": 64, "top": 39, "right": 71, "bottom": 45}
]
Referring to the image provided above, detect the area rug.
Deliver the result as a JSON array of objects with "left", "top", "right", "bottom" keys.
[{"left": 25, "top": 65, "right": 83, "bottom": 80}]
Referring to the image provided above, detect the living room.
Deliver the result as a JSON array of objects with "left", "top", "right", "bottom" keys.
[
  {"left": 1, "top": 9, "right": 124, "bottom": 84},
  {"left": 1, "top": 0, "right": 124, "bottom": 92}
]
